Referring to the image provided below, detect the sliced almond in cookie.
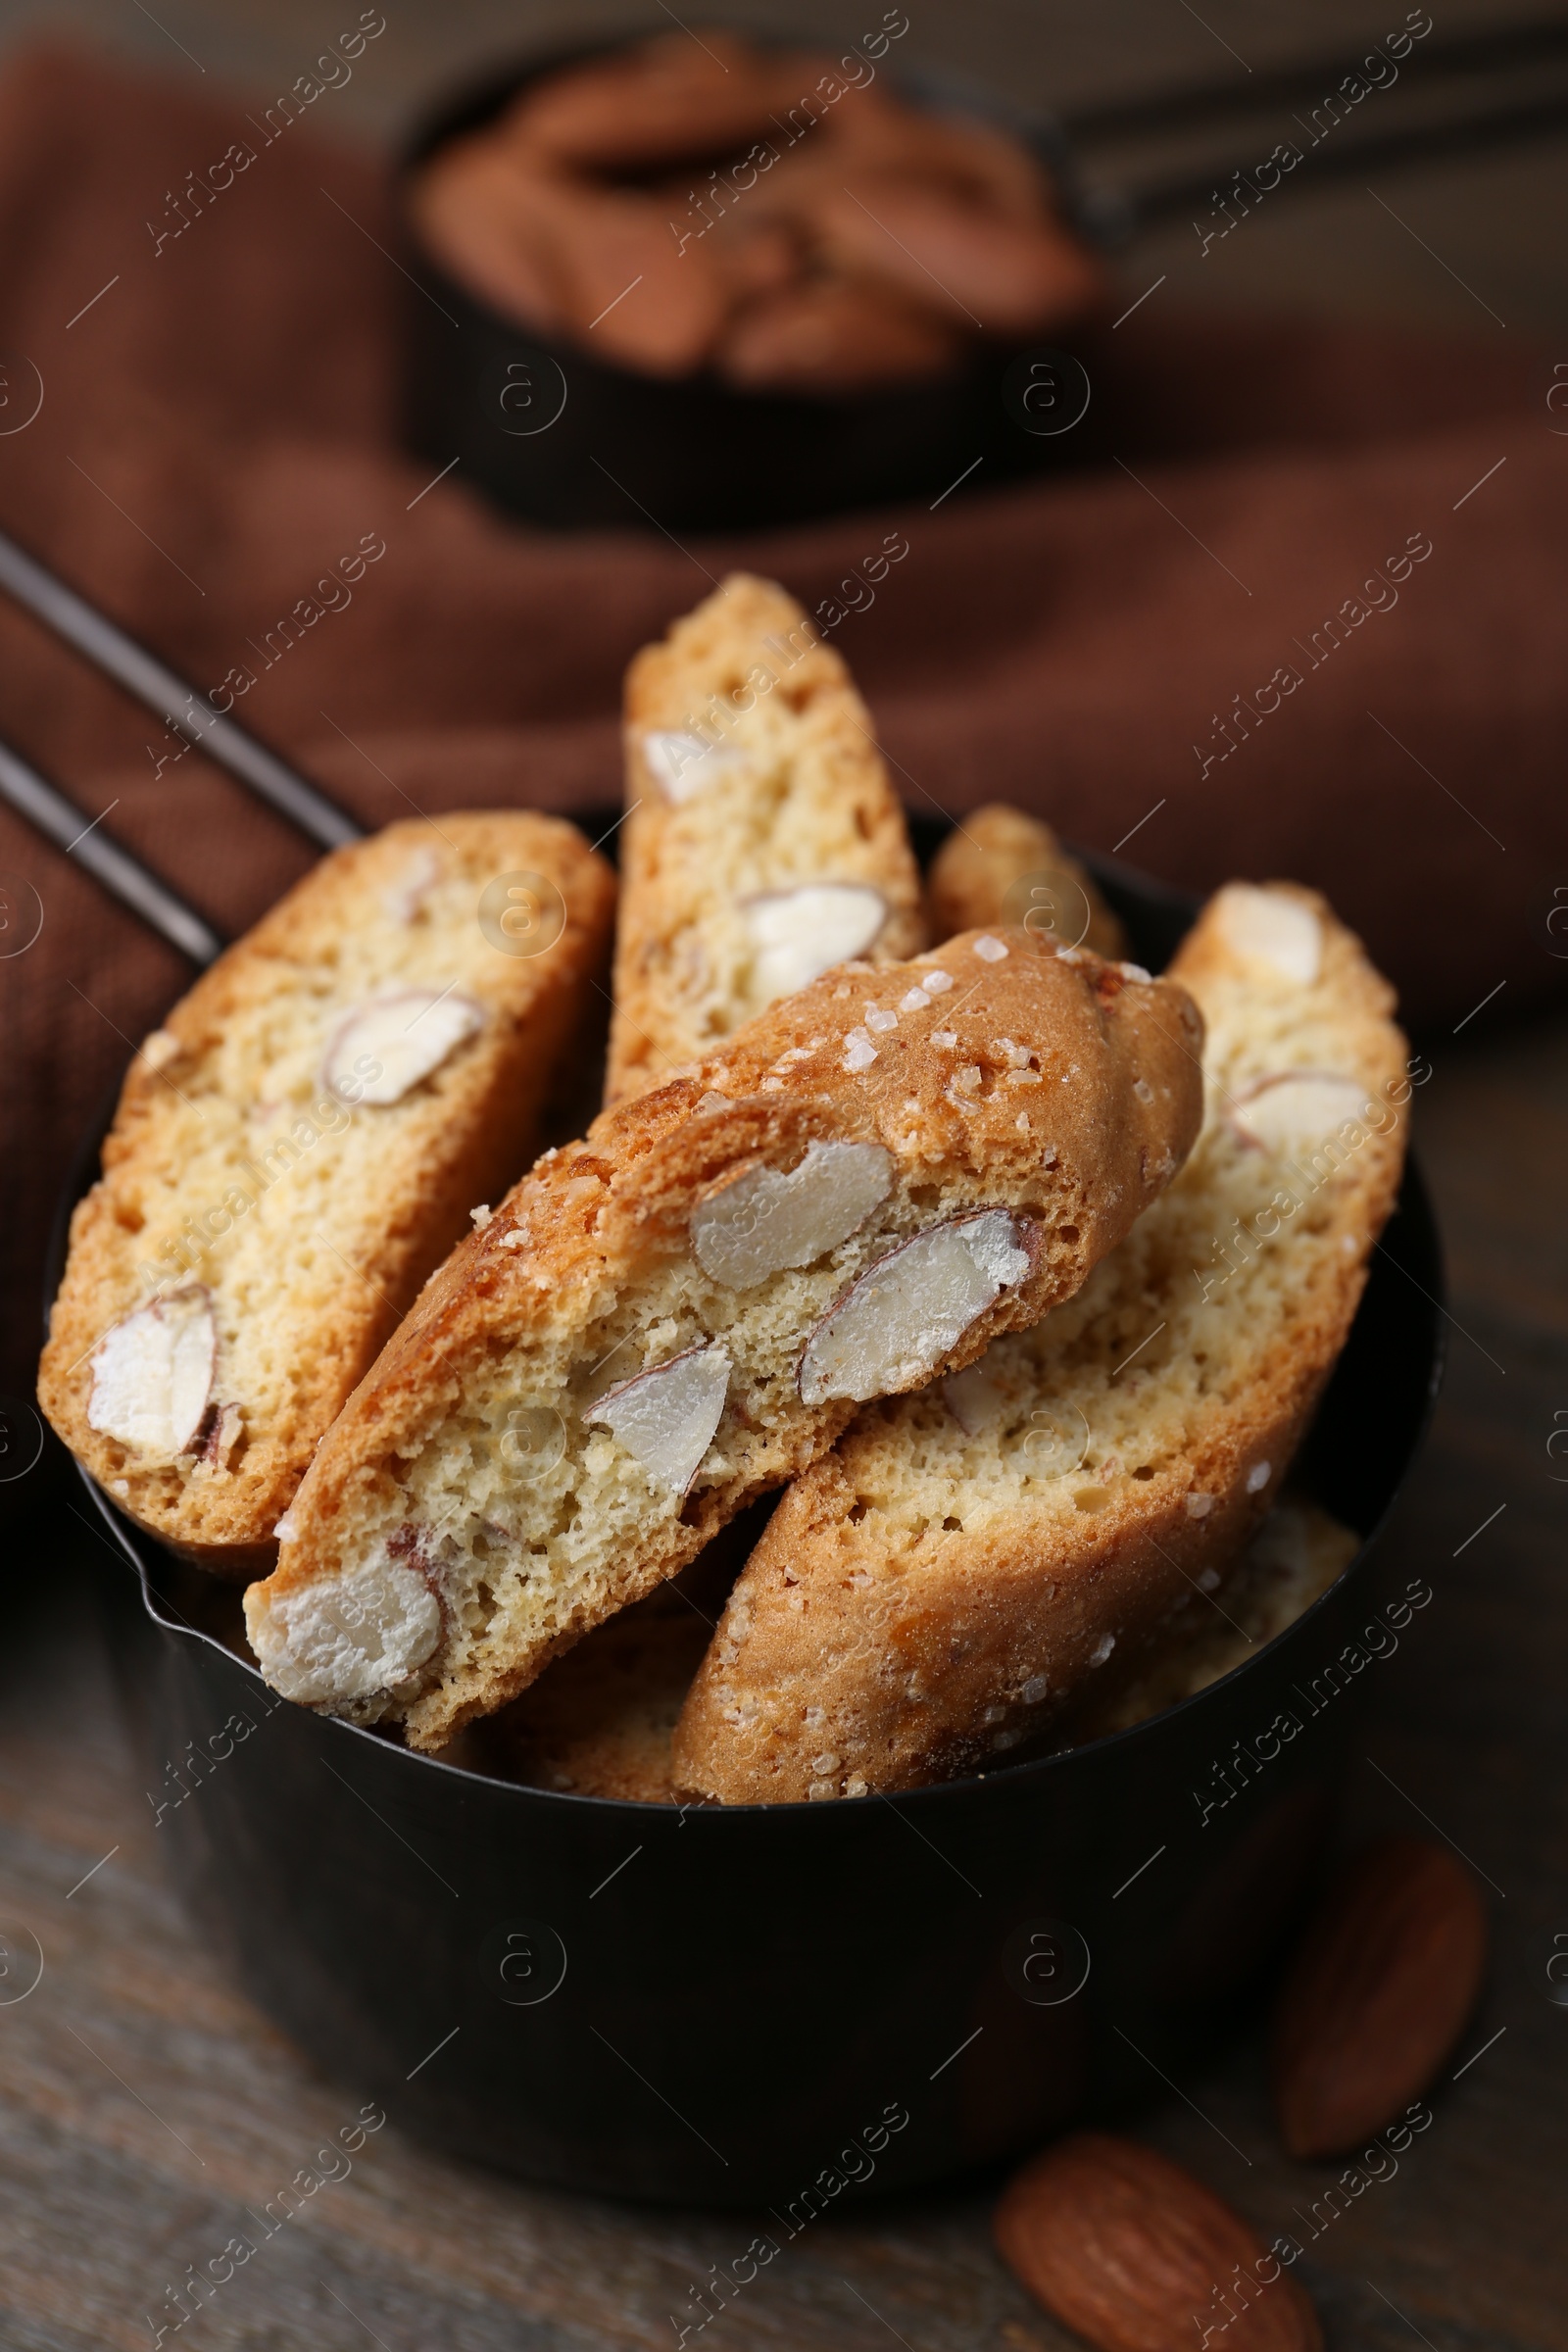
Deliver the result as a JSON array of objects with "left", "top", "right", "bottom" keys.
[
  {"left": 88, "top": 1288, "right": 217, "bottom": 1460},
  {"left": 587, "top": 1344, "right": 731, "bottom": 1495},
  {"left": 639, "top": 729, "right": 744, "bottom": 805},
  {"left": 323, "top": 988, "right": 485, "bottom": 1106},
  {"left": 1230, "top": 1071, "right": 1371, "bottom": 1155},
  {"left": 673, "top": 884, "right": 1409, "bottom": 1804},
  {"left": 197, "top": 1400, "right": 245, "bottom": 1473},
  {"left": 607, "top": 576, "right": 926, "bottom": 1102},
  {"left": 1213, "top": 883, "right": 1322, "bottom": 983},
  {"left": 742, "top": 884, "right": 888, "bottom": 1002},
  {"left": 382, "top": 844, "right": 442, "bottom": 924},
  {"left": 38, "top": 811, "right": 616, "bottom": 1568},
  {"left": 140, "top": 1028, "right": 181, "bottom": 1072},
  {"left": 799, "top": 1209, "right": 1035, "bottom": 1406},
  {"left": 250, "top": 1554, "right": 443, "bottom": 1706},
  {"left": 691, "top": 1140, "right": 892, "bottom": 1287}
]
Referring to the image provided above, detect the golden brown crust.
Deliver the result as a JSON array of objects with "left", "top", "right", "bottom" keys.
[
  {"left": 671, "top": 884, "right": 1409, "bottom": 1802},
  {"left": 606, "top": 573, "right": 925, "bottom": 1102},
  {"left": 247, "top": 927, "right": 1203, "bottom": 1749},
  {"left": 926, "top": 804, "right": 1126, "bottom": 960},
  {"left": 38, "top": 814, "right": 614, "bottom": 1569},
  {"left": 478, "top": 1491, "right": 1358, "bottom": 1804},
  {"left": 1078, "top": 1495, "right": 1359, "bottom": 1740}
]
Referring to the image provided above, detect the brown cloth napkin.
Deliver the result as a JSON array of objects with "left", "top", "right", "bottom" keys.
[{"left": 2, "top": 39, "right": 1563, "bottom": 1416}]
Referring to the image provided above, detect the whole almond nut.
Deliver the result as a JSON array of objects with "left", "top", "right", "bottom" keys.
[
  {"left": 811, "top": 179, "right": 1108, "bottom": 334},
  {"left": 502, "top": 33, "right": 781, "bottom": 172},
  {"left": 995, "top": 2132, "right": 1322, "bottom": 2352},
  {"left": 1271, "top": 1835, "right": 1488, "bottom": 2158},
  {"left": 715, "top": 277, "right": 962, "bottom": 394}
]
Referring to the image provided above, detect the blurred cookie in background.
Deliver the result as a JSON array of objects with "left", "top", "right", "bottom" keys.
[{"left": 926, "top": 804, "right": 1127, "bottom": 958}]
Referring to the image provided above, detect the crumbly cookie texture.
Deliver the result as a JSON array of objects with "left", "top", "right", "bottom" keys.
[
  {"left": 605, "top": 572, "right": 925, "bottom": 1103},
  {"left": 39, "top": 814, "right": 614, "bottom": 1573},
  {"left": 926, "top": 803, "right": 1126, "bottom": 961},
  {"left": 672, "top": 883, "right": 1409, "bottom": 1803},
  {"left": 245, "top": 926, "right": 1203, "bottom": 1751},
  {"left": 1081, "top": 1494, "right": 1359, "bottom": 1740},
  {"left": 472, "top": 1596, "right": 713, "bottom": 1803},
  {"left": 470, "top": 1491, "right": 1357, "bottom": 1802}
]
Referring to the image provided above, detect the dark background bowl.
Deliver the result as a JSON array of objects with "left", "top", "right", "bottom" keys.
[
  {"left": 61, "top": 842, "right": 1444, "bottom": 2207},
  {"left": 396, "top": 37, "right": 1102, "bottom": 531}
]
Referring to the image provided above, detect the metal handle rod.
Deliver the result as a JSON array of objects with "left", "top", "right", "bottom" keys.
[
  {"left": 0, "top": 736, "right": 223, "bottom": 966},
  {"left": 0, "top": 528, "right": 362, "bottom": 852},
  {"left": 1118, "top": 81, "right": 1568, "bottom": 233},
  {"left": 1064, "top": 13, "right": 1568, "bottom": 144}
]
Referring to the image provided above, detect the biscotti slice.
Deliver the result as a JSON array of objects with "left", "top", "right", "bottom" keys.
[
  {"left": 39, "top": 814, "right": 615, "bottom": 1572},
  {"left": 927, "top": 803, "right": 1126, "bottom": 960},
  {"left": 1081, "top": 1496, "right": 1358, "bottom": 1740},
  {"left": 477, "top": 1490, "right": 1357, "bottom": 1801},
  {"left": 470, "top": 1597, "right": 712, "bottom": 1802},
  {"left": 244, "top": 926, "right": 1203, "bottom": 1750},
  {"left": 605, "top": 572, "right": 925, "bottom": 1102},
  {"left": 672, "top": 883, "right": 1410, "bottom": 1801}
]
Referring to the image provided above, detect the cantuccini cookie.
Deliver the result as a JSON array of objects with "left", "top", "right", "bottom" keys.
[
  {"left": 605, "top": 573, "right": 925, "bottom": 1102},
  {"left": 39, "top": 814, "right": 614, "bottom": 1573},
  {"left": 477, "top": 1491, "right": 1357, "bottom": 1802},
  {"left": 1081, "top": 1496, "right": 1359, "bottom": 1740},
  {"left": 926, "top": 803, "right": 1126, "bottom": 960},
  {"left": 672, "top": 884, "right": 1409, "bottom": 1802},
  {"left": 244, "top": 928, "right": 1203, "bottom": 1750},
  {"left": 472, "top": 1596, "right": 713, "bottom": 1803}
]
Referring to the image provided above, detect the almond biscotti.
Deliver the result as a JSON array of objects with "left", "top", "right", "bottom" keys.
[
  {"left": 478, "top": 1491, "right": 1356, "bottom": 1802},
  {"left": 1081, "top": 1495, "right": 1358, "bottom": 1741},
  {"left": 40, "top": 814, "right": 614, "bottom": 1573},
  {"left": 605, "top": 573, "right": 925, "bottom": 1102},
  {"left": 672, "top": 884, "right": 1410, "bottom": 1802},
  {"left": 926, "top": 803, "right": 1126, "bottom": 960},
  {"left": 473, "top": 1596, "right": 712, "bottom": 1803},
  {"left": 244, "top": 927, "right": 1203, "bottom": 1750}
]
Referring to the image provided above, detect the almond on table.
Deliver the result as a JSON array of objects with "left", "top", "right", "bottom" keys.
[
  {"left": 1272, "top": 1836, "right": 1489, "bottom": 2157},
  {"left": 39, "top": 814, "right": 614, "bottom": 1573},
  {"left": 673, "top": 884, "right": 1409, "bottom": 1801},
  {"left": 995, "top": 2132, "right": 1323, "bottom": 2352},
  {"left": 606, "top": 572, "right": 926, "bottom": 1102},
  {"left": 243, "top": 927, "right": 1202, "bottom": 1751}
]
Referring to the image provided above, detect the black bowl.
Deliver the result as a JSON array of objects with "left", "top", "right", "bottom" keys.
[
  {"left": 64, "top": 843, "right": 1443, "bottom": 2208},
  {"left": 397, "top": 38, "right": 1101, "bottom": 531}
]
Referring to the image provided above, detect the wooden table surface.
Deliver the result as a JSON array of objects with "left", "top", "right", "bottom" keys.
[{"left": 3, "top": 1003, "right": 1565, "bottom": 2352}]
